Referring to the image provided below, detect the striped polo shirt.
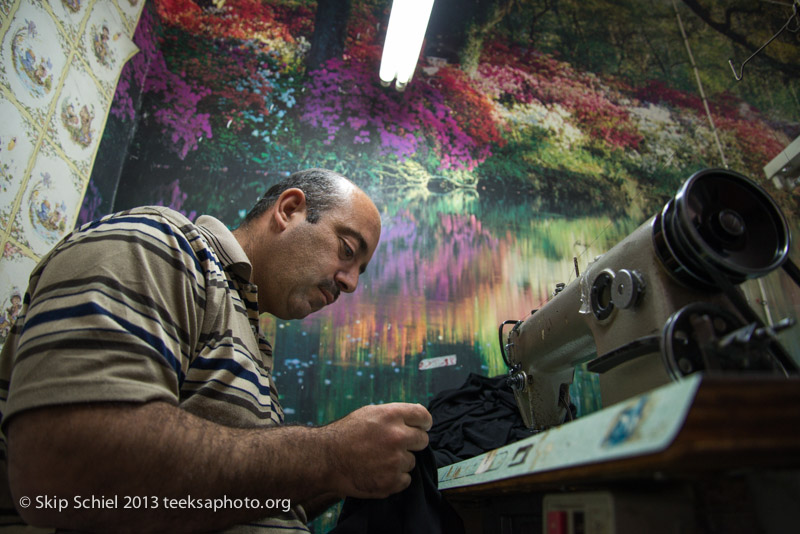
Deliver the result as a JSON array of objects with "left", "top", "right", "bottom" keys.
[{"left": 0, "top": 206, "right": 309, "bottom": 532}]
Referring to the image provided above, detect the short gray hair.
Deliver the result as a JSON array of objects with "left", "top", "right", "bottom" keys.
[{"left": 242, "top": 168, "right": 349, "bottom": 226}]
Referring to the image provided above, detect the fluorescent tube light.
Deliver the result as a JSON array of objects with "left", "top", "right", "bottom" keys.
[{"left": 379, "top": 0, "right": 435, "bottom": 91}]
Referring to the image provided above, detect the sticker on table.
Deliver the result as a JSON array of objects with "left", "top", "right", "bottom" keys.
[{"left": 601, "top": 395, "right": 650, "bottom": 448}]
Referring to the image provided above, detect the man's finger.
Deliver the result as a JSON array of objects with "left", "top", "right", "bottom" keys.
[
  {"left": 404, "top": 451, "right": 417, "bottom": 473},
  {"left": 406, "top": 428, "right": 429, "bottom": 452},
  {"left": 398, "top": 403, "right": 432, "bottom": 431}
]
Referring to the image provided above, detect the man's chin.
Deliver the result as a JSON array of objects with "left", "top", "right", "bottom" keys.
[
  {"left": 296, "top": 300, "right": 325, "bottom": 319},
  {"left": 271, "top": 306, "right": 311, "bottom": 321},
  {"left": 271, "top": 296, "right": 327, "bottom": 320}
]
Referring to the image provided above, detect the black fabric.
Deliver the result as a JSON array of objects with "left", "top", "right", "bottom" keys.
[
  {"left": 330, "top": 373, "right": 531, "bottom": 533},
  {"left": 330, "top": 446, "right": 464, "bottom": 534},
  {"left": 428, "top": 373, "right": 533, "bottom": 468}
]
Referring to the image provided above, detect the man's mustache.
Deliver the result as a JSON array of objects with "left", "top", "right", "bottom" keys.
[{"left": 320, "top": 280, "right": 340, "bottom": 303}]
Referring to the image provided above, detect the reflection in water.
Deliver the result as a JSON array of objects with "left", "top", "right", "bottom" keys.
[
  {"left": 267, "top": 187, "right": 643, "bottom": 426},
  {"left": 267, "top": 187, "right": 800, "bottom": 429}
]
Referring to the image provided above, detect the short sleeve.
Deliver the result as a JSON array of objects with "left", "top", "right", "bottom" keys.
[{"left": 2, "top": 209, "right": 206, "bottom": 425}]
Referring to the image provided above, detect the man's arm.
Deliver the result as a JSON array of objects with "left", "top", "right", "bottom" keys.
[{"left": 8, "top": 400, "right": 431, "bottom": 533}]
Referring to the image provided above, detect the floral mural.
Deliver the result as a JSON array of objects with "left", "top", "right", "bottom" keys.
[
  {"left": 1, "top": 0, "right": 798, "bottom": 529},
  {"left": 84, "top": 0, "right": 800, "bottom": 422},
  {"left": 73, "top": 9, "right": 800, "bottom": 495}
]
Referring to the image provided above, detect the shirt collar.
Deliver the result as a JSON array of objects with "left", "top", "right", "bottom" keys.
[{"left": 195, "top": 215, "right": 253, "bottom": 282}]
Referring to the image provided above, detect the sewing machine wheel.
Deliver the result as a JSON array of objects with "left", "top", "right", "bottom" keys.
[
  {"left": 653, "top": 169, "right": 789, "bottom": 290},
  {"left": 661, "top": 303, "right": 745, "bottom": 380}
]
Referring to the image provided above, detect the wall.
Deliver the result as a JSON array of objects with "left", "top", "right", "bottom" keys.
[
  {"left": 86, "top": 0, "right": 800, "bottom": 426},
  {"left": 4, "top": 0, "right": 800, "bottom": 470},
  {"left": 0, "top": 0, "right": 143, "bottom": 344},
  {"left": 2, "top": 0, "right": 798, "bottom": 530}
]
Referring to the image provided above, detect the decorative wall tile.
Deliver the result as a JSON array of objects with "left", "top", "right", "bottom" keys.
[
  {"left": 0, "top": 0, "right": 142, "bottom": 350},
  {"left": 47, "top": 55, "right": 107, "bottom": 175},
  {"left": 38, "top": 137, "right": 83, "bottom": 190},
  {"left": 0, "top": 241, "right": 36, "bottom": 345},
  {"left": 47, "top": 0, "right": 91, "bottom": 44},
  {"left": 80, "top": 0, "right": 137, "bottom": 96},
  {"left": 13, "top": 150, "right": 81, "bottom": 256},
  {"left": 115, "top": 0, "right": 145, "bottom": 35},
  {"left": 0, "top": 94, "right": 37, "bottom": 229},
  {"left": 0, "top": 1, "right": 70, "bottom": 124}
]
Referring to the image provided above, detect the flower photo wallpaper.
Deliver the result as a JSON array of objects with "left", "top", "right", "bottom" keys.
[{"left": 4, "top": 0, "right": 800, "bottom": 494}]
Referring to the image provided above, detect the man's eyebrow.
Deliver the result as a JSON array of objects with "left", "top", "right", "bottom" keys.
[{"left": 339, "top": 227, "right": 369, "bottom": 274}]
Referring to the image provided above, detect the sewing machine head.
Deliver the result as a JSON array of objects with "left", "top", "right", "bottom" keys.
[{"left": 502, "top": 169, "right": 798, "bottom": 430}]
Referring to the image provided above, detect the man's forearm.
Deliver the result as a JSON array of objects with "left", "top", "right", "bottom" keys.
[
  {"left": 8, "top": 399, "right": 431, "bottom": 533},
  {"left": 7, "top": 401, "right": 336, "bottom": 533}
]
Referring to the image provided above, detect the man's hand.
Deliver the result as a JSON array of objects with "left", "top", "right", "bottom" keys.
[{"left": 323, "top": 403, "right": 432, "bottom": 499}]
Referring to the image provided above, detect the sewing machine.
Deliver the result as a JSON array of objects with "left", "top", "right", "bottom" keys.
[{"left": 502, "top": 168, "right": 800, "bottom": 430}]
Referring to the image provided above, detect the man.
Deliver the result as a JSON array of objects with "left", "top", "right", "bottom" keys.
[{"left": 0, "top": 168, "right": 432, "bottom": 533}]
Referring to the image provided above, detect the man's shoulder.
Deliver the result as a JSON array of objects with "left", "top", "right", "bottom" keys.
[
  {"left": 105, "top": 206, "right": 197, "bottom": 230},
  {"left": 73, "top": 207, "right": 205, "bottom": 246},
  {"left": 53, "top": 207, "right": 209, "bottom": 270}
]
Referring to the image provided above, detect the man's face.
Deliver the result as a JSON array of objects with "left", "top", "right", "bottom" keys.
[{"left": 257, "top": 189, "right": 381, "bottom": 320}]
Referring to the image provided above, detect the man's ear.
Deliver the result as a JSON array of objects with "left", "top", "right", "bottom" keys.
[{"left": 273, "top": 188, "right": 307, "bottom": 230}]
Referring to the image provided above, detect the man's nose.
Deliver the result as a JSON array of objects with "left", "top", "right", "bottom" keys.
[{"left": 335, "top": 266, "right": 359, "bottom": 293}]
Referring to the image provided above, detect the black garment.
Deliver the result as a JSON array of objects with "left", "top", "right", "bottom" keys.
[
  {"left": 330, "top": 374, "right": 529, "bottom": 533},
  {"left": 428, "top": 373, "right": 534, "bottom": 468},
  {"left": 330, "top": 446, "right": 464, "bottom": 534}
]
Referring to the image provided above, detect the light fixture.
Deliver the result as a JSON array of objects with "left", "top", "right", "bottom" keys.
[{"left": 379, "top": 0, "right": 435, "bottom": 91}]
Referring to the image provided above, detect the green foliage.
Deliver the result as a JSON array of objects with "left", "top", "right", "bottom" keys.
[
  {"left": 130, "top": 0, "right": 798, "bottom": 220},
  {"left": 296, "top": 135, "right": 387, "bottom": 187},
  {"left": 477, "top": 130, "right": 631, "bottom": 216}
]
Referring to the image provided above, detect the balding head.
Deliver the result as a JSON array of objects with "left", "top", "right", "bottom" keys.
[{"left": 241, "top": 168, "right": 356, "bottom": 227}]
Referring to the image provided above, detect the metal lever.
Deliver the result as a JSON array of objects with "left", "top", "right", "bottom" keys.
[{"left": 717, "top": 317, "right": 796, "bottom": 349}]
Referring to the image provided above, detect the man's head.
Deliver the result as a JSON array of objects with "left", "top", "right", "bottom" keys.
[
  {"left": 235, "top": 168, "right": 381, "bottom": 320},
  {"left": 241, "top": 169, "right": 350, "bottom": 226}
]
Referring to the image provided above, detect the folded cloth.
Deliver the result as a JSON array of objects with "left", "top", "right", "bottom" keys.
[
  {"left": 427, "top": 373, "right": 534, "bottom": 468},
  {"left": 330, "top": 446, "right": 464, "bottom": 534},
  {"left": 330, "top": 373, "right": 533, "bottom": 533}
]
